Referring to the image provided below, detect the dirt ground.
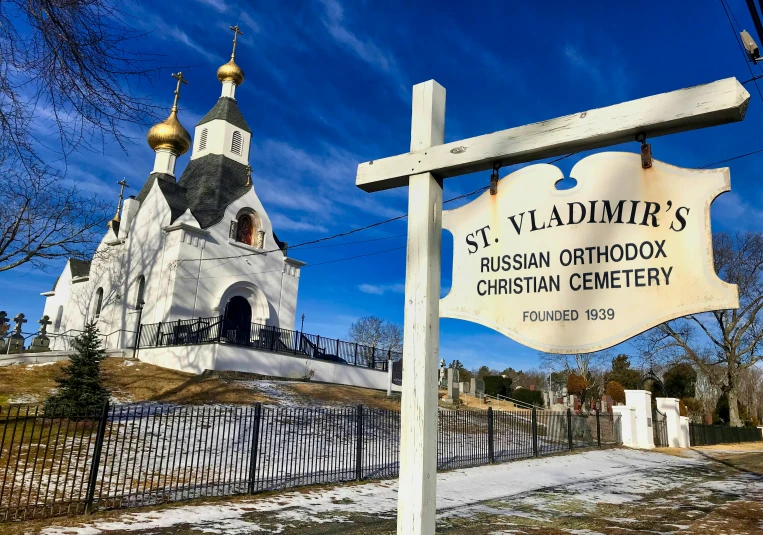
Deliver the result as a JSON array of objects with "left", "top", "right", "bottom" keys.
[
  {"left": 0, "top": 358, "right": 400, "bottom": 409},
  {"left": 2, "top": 447, "right": 761, "bottom": 535}
]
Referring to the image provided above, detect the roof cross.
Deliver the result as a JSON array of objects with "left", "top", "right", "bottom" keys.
[
  {"left": 112, "top": 178, "right": 130, "bottom": 223},
  {"left": 171, "top": 72, "right": 188, "bottom": 112},
  {"left": 229, "top": 24, "right": 244, "bottom": 59}
]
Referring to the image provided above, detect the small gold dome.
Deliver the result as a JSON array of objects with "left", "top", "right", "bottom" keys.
[
  {"left": 146, "top": 110, "right": 191, "bottom": 155},
  {"left": 217, "top": 59, "right": 245, "bottom": 86}
]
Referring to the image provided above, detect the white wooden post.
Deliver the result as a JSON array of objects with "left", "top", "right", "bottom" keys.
[
  {"left": 397, "top": 80, "right": 445, "bottom": 535},
  {"left": 387, "top": 358, "right": 394, "bottom": 397}
]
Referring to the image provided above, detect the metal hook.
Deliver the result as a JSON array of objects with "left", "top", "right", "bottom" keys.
[
  {"left": 637, "top": 133, "right": 652, "bottom": 169},
  {"left": 490, "top": 162, "right": 501, "bottom": 195}
]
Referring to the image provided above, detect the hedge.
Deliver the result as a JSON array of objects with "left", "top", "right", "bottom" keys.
[
  {"left": 512, "top": 388, "right": 544, "bottom": 407},
  {"left": 483, "top": 375, "right": 512, "bottom": 397}
]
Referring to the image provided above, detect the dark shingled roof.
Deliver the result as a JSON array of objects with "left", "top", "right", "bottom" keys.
[
  {"left": 133, "top": 158, "right": 249, "bottom": 229},
  {"left": 178, "top": 154, "right": 250, "bottom": 228},
  {"left": 196, "top": 97, "right": 251, "bottom": 133},
  {"left": 136, "top": 172, "right": 189, "bottom": 224}
]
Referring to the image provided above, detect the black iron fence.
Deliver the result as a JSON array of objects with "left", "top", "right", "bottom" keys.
[
  {"left": 137, "top": 317, "right": 401, "bottom": 371},
  {"left": 0, "top": 403, "right": 620, "bottom": 522},
  {"left": 689, "top": 423, "right": 763, "bottom": 446},
  {"left": 652, "top": 409, "right": 668, "bottom": 447}
]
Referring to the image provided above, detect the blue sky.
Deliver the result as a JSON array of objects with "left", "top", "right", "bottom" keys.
[{"left": 2, "top": 0, "right": 763, "bottom": 371}]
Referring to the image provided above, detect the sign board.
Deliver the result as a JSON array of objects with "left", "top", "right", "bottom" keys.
[{"left": 441, "top": 152, "right": 739, "bottom": 354}]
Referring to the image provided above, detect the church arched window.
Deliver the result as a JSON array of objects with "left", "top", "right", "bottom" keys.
[
  {"left": 93, "top": 288, "right": 104, "bottom": 319},
  {"left": 198, "top": 128, "right": 208, "bottom": 152},
  {"left": 54, "top": 306, "right": 64, "bottom": 332},
  {"left": 236, "top": 214, "right": 256, "bottom": 245},
  {"left": 231, "top": 131, "right": 242, "bottom": 155},
  {"left": 135, "top": 276, "right": 146, "bottom": 309}
]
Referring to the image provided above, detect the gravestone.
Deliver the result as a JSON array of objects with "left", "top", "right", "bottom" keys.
[
  {"left": 30, "top": 315, "right": 52, "bottom": 351},
  {"left": 458, "top": 381, "right": 470, "bottom": 395},
  {"left": 443, "top": 368, "right": 459, "bottom": 403},
  {"left": 438, "top": 359, "right": 448, "bottom": 388},
  {"left": 0, "top": 311, "right": 8, "bottom": 353},
  {"left": 7, "top": 313, "right": 27, "bottom": 353},
  {"left": 470, "top": 378, "right": 485, "bottom": 398}
]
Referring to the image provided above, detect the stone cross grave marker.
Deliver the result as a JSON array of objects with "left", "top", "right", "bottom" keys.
[{"left": 31, "top": 315, "right": 52, "bottom": 351}]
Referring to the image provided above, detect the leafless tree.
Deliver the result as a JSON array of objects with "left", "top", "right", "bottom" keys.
[
  {"left": 0, "top": 0, "right": 160, "bottom": 272},
  {"left": 0, "top": 164, "right": 109, "bottom": 272},
  {"left": 348, "top": 316, "right": 403, "bottom": 352},
  {"left": 641, "top": 233, "right": 763, "bottom": 427}
]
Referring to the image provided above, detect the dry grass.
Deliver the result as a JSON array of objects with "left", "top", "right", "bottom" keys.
[
  {"left": 693, "top": 442, "right": 763, "bottom": 453},
  {"left": 652, "top": 446, "right": 691, "bottom": 458},
  {"left": 0, "top": 358, "right": 271, "bottom": 406},
  {"left": 438, "top": 391, "right": 525, "bottom": 411},
  {"left": 0, "top": 358, "right": 403, "bottom": 410},
  {"left": 286, "top": 382, "right": 401, "bottom": 411}
]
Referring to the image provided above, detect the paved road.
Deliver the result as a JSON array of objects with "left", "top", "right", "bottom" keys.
[{"left": 5, "top": 447, "right": 762, "bottom": 535}]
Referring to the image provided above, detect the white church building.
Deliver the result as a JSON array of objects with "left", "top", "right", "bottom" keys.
[{"left": 37, "top": 31, "right": 399, "bottom": 392}]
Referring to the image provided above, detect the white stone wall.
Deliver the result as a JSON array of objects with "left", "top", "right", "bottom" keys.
[{"left": 138, "top": 344, "right": 400, "bottom": 392}]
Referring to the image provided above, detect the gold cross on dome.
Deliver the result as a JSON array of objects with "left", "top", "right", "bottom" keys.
[
  {"left": 112, "top": 178, "right": 130, "bottom": 222},
  {"left": 230, "top": 24, "right": 244, "bottom": 59},
  {"left": 171, "top": 72, "right": 189, "bottom": 112}
]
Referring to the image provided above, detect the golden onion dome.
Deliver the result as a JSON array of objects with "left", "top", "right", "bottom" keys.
[
  {"left": 217, "top": 58, "right": 245, "bottom": 86},
  {"left": 146, "top": 109, "right": 192, "bottom": 155}
]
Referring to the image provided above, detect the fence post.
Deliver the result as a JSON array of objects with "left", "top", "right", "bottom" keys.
[
  {"left": 247, "top": 403, "right": 262, "bottom": 494},
  {"left": 355, "top": 405, "right": 364, "bottom": 481},
  {"left": 217, "top": 316, "right": 223, "bottom": 343},
  {"left": 314, "top": 335, "right": 320, "bottom": 358},
  {"left": 84, "top": 400, "right": 110, "bottom": 514},
  {"left": 596, "top": 409, "right": 601, "bottom": 448},
  {"left": 487, "top": 406, "right": 495, "bottom": 464},
  {"left": 269, "top": 325, "right": 277, "bottom": 351},
  {"left": 531, "top": 407, "right": 538, "bottom": 457},
  {"left": 567, "top": 408, "right": 573, "bottom": 451},
  {"left": 155, "top": 321, "right": 162, "bottom": 346}
]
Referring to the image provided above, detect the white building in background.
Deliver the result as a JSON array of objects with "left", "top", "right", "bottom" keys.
[{"left": 40, "top": 32, "right": 305, "bottom": 352}]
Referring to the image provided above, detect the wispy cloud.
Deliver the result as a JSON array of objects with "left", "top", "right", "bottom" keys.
[
  {"left": 563, "top": 43, "right": 628, "bottom": 101},
  {"left": 358, "top": 283, "right": 405, "bottom": 295},
  {"left": 192, "top": 0, "right": 229, "bottom": 13},
  {"left": 269, "top": 213, "right": 328, "bottom": 233},
  {"left": 712, "top": 191, "right": 763, "bottom": 230},
  {"left": 318, "top": 0, "right": 409, "bottom": 100}
]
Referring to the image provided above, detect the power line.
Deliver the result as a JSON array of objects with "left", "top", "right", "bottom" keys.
[
  {"left": 182, "top": 185, "right": 491, "bottom": 266},
  {"left": 182, "top": 246, "right": 407, "bottom": 280},
  {"left": 719, "top": 0, "right": 763, "bottom": 102},
  {"left": 177, "top": 144, "right": 763, "bottom": 269},
  {"left": 698, "top": 148, "right": 763, "bottom": 168}
]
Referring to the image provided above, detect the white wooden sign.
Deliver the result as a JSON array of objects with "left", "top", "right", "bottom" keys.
[
  {"left": 441, "top": 152, "right": 739, "bottom": 353},
  {"left": 356, "top": 78, "right": 749, "bottom": 535}
]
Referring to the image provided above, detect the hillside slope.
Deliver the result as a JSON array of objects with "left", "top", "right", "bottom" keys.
[{"left": 0, "top": 358, "right": 401, "bottom": 410}]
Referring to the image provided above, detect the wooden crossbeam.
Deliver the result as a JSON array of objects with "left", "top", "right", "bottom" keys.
[{"left": 356, "top": 77, "right": 750, "bottom": 192}]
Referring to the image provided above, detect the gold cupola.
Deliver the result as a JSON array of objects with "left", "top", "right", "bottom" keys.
[
  {"left": 217, "top": 60, "right": 245, "bottom": 86},
  {"left": 217, "top": 24, "right": 245, "bottom": 89},
  {"left": 147, "top": 72, "right": 192, "bottom": 156}
]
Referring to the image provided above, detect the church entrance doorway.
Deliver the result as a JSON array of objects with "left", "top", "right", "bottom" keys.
[{"left": 223, "top": 296, "right": 251, "bottom": 345}]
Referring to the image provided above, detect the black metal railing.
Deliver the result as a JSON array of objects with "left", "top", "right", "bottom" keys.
[
  {"left": 136, "top": 317, "right": 402, "bottom": 371},
  {"left": 653, "top": 408, "right": 668, "bottom": 447},
  {"left": 0, "top": 403, "right": 621, "bottom": 522},
  {"left": 689, "top": 423, "right": 763, "bottom": 446}
]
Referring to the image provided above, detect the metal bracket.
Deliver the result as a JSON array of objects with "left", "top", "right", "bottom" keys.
[
  {"left": 489, "top": 162, "right": 501, "bottom": 195},
  {"left": 637, "top": 134, "right": 652, "bottom": 169}
]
